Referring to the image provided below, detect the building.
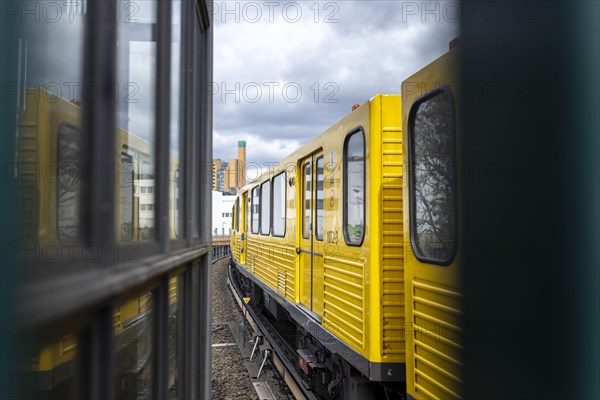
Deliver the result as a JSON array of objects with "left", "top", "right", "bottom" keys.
[
  {"left": 225, "top": 140, "right": 246, "bottom": 191},
  {"left": 212, "top": 159, "right": 228, "bottom": 192},
  {"left": 212, "top": 190, "right": 236, "bottom": 236}
]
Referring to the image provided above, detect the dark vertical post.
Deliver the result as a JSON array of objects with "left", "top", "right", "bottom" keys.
[
  {"left": 198, "top": 0, "right": 214, "bottom": 397},
  {"left": 155, "top": 0, "right": 172, "bottom": 253},
  {"left": 80, "top": 0, "right": 117, "bottom": 264},
  {"left": 152, "top": 278, "right": 169, "bottom": 400}
]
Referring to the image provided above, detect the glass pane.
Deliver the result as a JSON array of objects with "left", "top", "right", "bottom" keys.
[
  {"left": 345, "top": 133, "right": 365, "bottom": 244},
  {"left": 411, "top": 90, "right": 456, "bottom": 263},
  {"left": 272, "top": 173, "right": 286, "bottom": 236},
  {"left": 117, "top": 0, "right": 157, "bottom": 242},
  {"left": 260, "top": 181, "right": 271, "bottom": 235},
  {"left": 235, "top": 198, "right": 240, "bottom": 231},
  {"left": 14, "top": 1, "right": 84, "bottom": 245},
  {"left": 114, "top": 291, "right": 154, "bottom": 400},
  {"left": 168, "top": 274, "right": 183, "bottom": 399},
  {"left": 251, "top": 187, "right": 259, "bottom": 234},
  {"left": 170, "top": 0, "right": 184, "bottom": 239},
  {"left": 316, "top": 157, "right": 324, "bottom": 241},
  {"left": 18, "top": 323, "right": 78, "bottom": 399},
  {"left": 121, "top": 154, "right": 135, "bottom": 241},
  {"left": 303, "top": 163, "right": 311, "bottom": 238}
]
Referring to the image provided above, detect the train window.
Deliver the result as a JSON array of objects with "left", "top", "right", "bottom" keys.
[
  {"left": 343, "top": 129, "right": 366, "bottom": 246},
  {"left": 57, "top": 123, "right": 81, "bottom": 242},
  {"left": 303, "top": 163, "right": 311, "bottom": 239},
  {"left": 260, "top": 181, "right": 271, "bottom": 235},
  {"left": 251, "top": 187, "right": 259, "bottom": 234},
  {"left": 272, "top": 172, "right": 286, "bottom": 237},
  {"left": 316, "top": 156, "right": 324, "bottom": 241},
  {"left": 408, "top": 87, "right": 457, "bottom": 265},
  {"left": 121, "top": 154, "right": 134, "bottom": 241}
]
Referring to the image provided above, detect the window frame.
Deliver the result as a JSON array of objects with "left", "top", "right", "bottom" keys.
[
  {"left": 251, "top": 186, "right": 259, "bottom": 234},
  {"left": 271, "top": 171, "right": 286, "bottom": 238},
  {"left": 343, "top": 127, "right": 366, "bottom": 247},
  {"left": 407, "top": 85, "right": 458, "bottom": 266},
  {"left": 302, "top": 162, "right": 311, "bottom": 239}
]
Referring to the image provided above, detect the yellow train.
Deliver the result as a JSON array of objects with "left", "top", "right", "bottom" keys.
[
  {"left": 16, "top": 88, "right": 182, "bottom": 399},
  {"left": 230, "top": 47, "right": 461, "bottom": 399}
]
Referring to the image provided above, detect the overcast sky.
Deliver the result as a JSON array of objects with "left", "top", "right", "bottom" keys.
[{"left": 213, "top": 1, "right": 458, "bottom": 172}]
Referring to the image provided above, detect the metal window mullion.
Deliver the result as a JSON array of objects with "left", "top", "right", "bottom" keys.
[
  {"left": 78, "top": 306, "right": 115, "bottom": 400},
  {"left": 81, "top": 0, "right": 117, "bottom": 261},
  {"left": 198, "top": 3, "right": 213, "bottom": 397},
  {"left": 184, "top": 0, "right": 195, "bottom": 246},
  {"left": 155, "top": 0, "right": 172, "bottom": 253},
  {"left": 152, "top": 277, "right": 169, "bottom": 400}
]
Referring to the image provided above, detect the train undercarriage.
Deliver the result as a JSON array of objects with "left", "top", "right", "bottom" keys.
[{"left": 229, "top": 261, "right": 405, "bottom": 400}]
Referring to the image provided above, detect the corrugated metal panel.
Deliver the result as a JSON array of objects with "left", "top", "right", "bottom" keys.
[
  {"left": 245, "top": 237, "right": 295, "bottom": 302},
  {"left": 323, "top": 254, "right": 365, "bottom": 350},
  {"left": 412, "top": 279, "right": 463, "bottom": 399},
  {"left": 381, "top": 125, "right": 405, "bottom": 358}
]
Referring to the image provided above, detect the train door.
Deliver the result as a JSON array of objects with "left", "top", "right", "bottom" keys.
[
  {"left": 240, "top": 191, "right": 247, "bottom": 265},
  {"left": 298, "top": 152, "right": 324, "bottom": 319},
  {"left": 402, "top": 48, "right": 463, "bottom": 399}
]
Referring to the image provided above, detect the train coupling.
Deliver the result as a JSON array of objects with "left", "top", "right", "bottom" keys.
[{"left": 297, "top": 349, "right": 326, "bottom": 376}]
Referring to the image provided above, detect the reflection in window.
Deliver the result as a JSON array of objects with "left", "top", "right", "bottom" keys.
[
  {"left": 58, "top": 123, "right": 80, "bottom": 242},
  {"left": 117, "top": 0, "right": 157, "bottom": 243},
  {"left": 410, "top": 89, "right": 456, "bottom": 264},
  {"left": 139, "top": 161, "right": 155, "bottom": 240},
  {"left": 121, "top": 154, "right": 134, "bottom": 241},
  {"left": 251, "top": 187, "right": 259, "bottom": 234},
  {"left": 303, "top": 163, "right": 311, "bottom": 239},
  {"left": 168, "top": 274, "right": 183, "bottom": 399},
  {"left": 316, "top": 157, "right": 324, "bottom": 241},
  {"left": 114, "top": 292, "right": 154, "bottom": 400},
  {"left": 170, "top": 0, "right": 184, "bottom": 240},
  {"left": 260, "top": 181, "right": 271, "bottom": 235},
  {"left": 344, "top": 131, "right": 365, "bottom": 245},
  {"left": 272, "top": 172, "right": 286, "bottom": 237}
]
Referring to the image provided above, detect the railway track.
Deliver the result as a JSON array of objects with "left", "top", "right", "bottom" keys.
[{"left": 227, "top": 262, "right": 319, "bottom": 400}]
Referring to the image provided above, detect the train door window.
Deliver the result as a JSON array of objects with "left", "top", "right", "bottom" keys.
[
  {"left": 121, "top": 154, "right": 134, "bottom": 241},
  {"left": 251, "top": 187, "right": 259, "bottom": 234},
  {"left": 235, "top": 197, "right": 240, "bottom": 231},
  {"left": 57, "top": 123, "right": 81, "bottom": 242},
  {"left": 272, "top": 172, "right": 286, "bottom": 237},
  {"left": 408, "top": 87, "right": 457, "bottom": 265},
  {"left": 343, "top": 129, "right": 365, "bottom": 246},
  {"left": 260, "top": 181, "right": 271, "bottom": 235},
  {"left": 303, "top": 162, "right": 311, "bottom": 239},
  {"left": 315, "top": 156, "right": 324, "bottom": 241}
]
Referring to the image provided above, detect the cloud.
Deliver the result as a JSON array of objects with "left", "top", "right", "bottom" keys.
[{"left": 213, "top": 1, "right": 458, "bottom": 168}]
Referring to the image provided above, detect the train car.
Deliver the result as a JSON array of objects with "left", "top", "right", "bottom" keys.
[
  {"left": 230, "top": 93, "right": 406, "bottom": 398},
  {"left": 402, "top": 46, "right": 463, "bottom": 400}
]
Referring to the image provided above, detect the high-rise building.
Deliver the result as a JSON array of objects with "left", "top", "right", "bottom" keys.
[
  {"left": 213, "top": 141, "right": 246, "bottom": 193},
  {"left": 212, "top": 159, "right": 228, "bottom": 192}
]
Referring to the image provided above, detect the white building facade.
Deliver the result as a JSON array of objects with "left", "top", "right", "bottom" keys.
[{"left": 212, "top": 190, "right": 236, "bottom": 236}]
